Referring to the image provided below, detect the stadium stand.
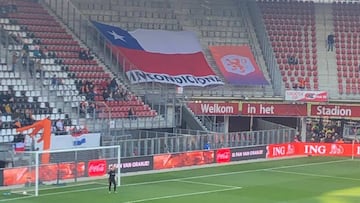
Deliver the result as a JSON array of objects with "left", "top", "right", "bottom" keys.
[
  {"left": 332, "top": 2, "right": 360, "bottom": 95},
  {"left": 10, "top": 1, "right": 157, "bottom": 117},
  {"left": 258, "top": 0, "right": 319, "bottom": 91},
  {"left": 0, "top": 0, "right": 162, "bottom": 141},
  {"left": 71, "top": 0, "right": 274, "bottom": 98}
]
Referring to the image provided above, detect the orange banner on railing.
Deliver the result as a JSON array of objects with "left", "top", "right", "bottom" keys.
[{"left": 267, "top": 142, "right": 360, "bottom": 158}]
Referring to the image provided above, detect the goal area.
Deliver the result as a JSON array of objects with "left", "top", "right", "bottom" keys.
[{"left": 5, "top": 145, "right": 121, "bottom": 197}]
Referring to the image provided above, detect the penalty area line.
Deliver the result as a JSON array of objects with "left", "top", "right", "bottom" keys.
[{"left": 122, "top": 187, "right": 242, "bottom": 203}]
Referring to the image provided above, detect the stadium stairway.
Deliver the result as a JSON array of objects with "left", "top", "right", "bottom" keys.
[{"left": 314, "top": 3, "right": 338, "bottom": 98}]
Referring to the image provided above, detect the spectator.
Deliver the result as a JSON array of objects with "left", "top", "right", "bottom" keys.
[
  {"left": 55, "top": 119, "right": 65, "bottom": 135},
  {"left": 102, "top": 89, "right": 110, "bottom": 101},
  {"left": 23, "top": 109, "right": 35, "bottom": 126},
  {"left": 86, "top": 49, "right": 94, "bottom": 60},
  {"left": 203, "top": 141, "right": 211, "bottom": 150},
  {"left": 35, "top": 59, "right": 44, "bottom": 78},
  {"left": 51, "top": 75, "right": 58, "bottom": 89},
  {"left": 40, "top": 46, "right": 48, "bottom": 58},
  {"left": 12, "top": 52, "right": 18, "bottom": 71},
  {"left": 28, "top": 59, "right": 35, "bottom": 78},
  {"left": 88, "top": 102, "right": 96, "bottom": 115},
  {"left": 298, "top": 78, "right": 305, "bottom": 89},
  {"left": 33, "top": 45, "right": 42, "bottom": 58},
  {"left": 128, "top": 107, "right": 136, "bottom": 120},
  {"left": 287, "top": 55, "right": 298, "bottom": 65},
  {"left": 109, "top": 78, "right": 118, "bottom": 92},
  {"left": 86, "top": 89, "right": 96, "bottom": 101},
  {"left": 79, "top": 50, "right": 87, "bottom": 60},
  {"left": 79, "top": 100, "right": 88, "bottom": 117},
  {"left": 113, "top": 89, "right": 122, "bottom": 101},
  {"left": 327, "top": 32, "right": 335, "bottom": 52}
]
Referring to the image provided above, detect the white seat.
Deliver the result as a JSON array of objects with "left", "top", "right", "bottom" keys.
[
  {"left": 15, "top": 91, "right": 21, "bottom": 97},
  {"left": 5, "top": 129, "right": 11, "bottom": 136},
  {"left": 2, "top": 136, "right": 8, "bottom": 142},
  {"left": 0, "top": 129, "right": 6, "bottom": 136}
]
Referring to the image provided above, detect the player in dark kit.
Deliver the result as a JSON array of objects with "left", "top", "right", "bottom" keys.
[{"left": 108, "top": 166, "right": 117, "bottom": 193}]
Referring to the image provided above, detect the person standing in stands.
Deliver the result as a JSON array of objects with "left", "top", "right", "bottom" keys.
[
  {"left": 11, "top": 52, "right": 18, "bottom": 71},
  {"left": 327, "top": 32, "right": 335, "bottom": 52}
]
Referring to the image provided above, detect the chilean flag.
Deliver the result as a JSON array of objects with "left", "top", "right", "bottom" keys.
[{"left": 92, "top": 21, "right": 223, "bottom": 87}]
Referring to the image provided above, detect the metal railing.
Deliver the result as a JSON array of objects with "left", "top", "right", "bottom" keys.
[{"left": 102, "top": 128, "right": 297, "bottom": 157}]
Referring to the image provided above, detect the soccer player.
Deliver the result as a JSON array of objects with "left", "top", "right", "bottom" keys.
[{"left": 108, "top": 166, "right": 117, "bottom": 193}]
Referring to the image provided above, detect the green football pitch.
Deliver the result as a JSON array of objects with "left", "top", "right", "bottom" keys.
[{"left": 1, "top": 157, "right": 360, "bottom": 203}]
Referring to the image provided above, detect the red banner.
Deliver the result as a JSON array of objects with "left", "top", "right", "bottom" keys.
[
  {"left": 153, "top": 151, "right": 214, "bottom": 170},
  {"left": 88, "top": 160, "right": 107, "bottom": 177},
  {"left": 242, "top": 103, "right": 307, "bottom": 116},
  {"left": 187, "top": 102, "right": 239, "bottom": 115},
  {"left": 3, "top": 162, "right": 85, "bottom": 186},
  {"left": 310, "top": 104, "right": 360, "bottom": 118},
  {"left": 266, "top": 143, "right": 299, "bottom": 158},
  {"left": 285, "top": 90, "right": 328, "bottom": 102},
  {"left": 267, "top": 142, "right": 360, "bottom": 158},
  {"left": 216, "top": 148, "right": 231, "bottom": 163}
]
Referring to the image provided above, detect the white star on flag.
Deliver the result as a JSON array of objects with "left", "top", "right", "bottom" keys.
[{"left": 108, "top": 30, "right": 126, "bottom": 42}]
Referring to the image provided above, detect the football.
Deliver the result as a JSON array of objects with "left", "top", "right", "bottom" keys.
[{"left": 22, "top": 191, "right": 27, "bottom": 195}]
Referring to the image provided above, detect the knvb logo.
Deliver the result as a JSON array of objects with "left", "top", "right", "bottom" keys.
[
  {"left": 221, "top": 55, "right": 255, "bottom": 76},
  {"left": 88, "top": 160, "right": 107, "bottom": 177},
  {"left": 73, "top": 138, "right": 86, "bottom": 146}
]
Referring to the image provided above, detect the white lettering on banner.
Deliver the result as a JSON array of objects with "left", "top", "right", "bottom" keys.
[
  {"left": 273, "top": 146, "right": 286, "bottom": 156},
  {"left": 232, "top": 150, "right": 264, "bottom": 157},
  {"left": 109, "top": 161, "right": 150, "bottom": 169},
  {"left": 126, "top": 70, "right": 224, "bottom": 87},
  {"left": 200, "top": 104, "right": 234, "bottom": 114},
  {"left": 304, "top": 145, "right": 326, "bottom": 154},
  {"left": 357, "top": 146, "right": 360, "bottom": 155},
  {"left": 316, "top": 106, "right": 352, "bottom": 116},
  {"left": 232, "top": 152, "right": 242, "bottom": 157},
  {"left": 88, "top": 163, "right": 106, "bottom": 173},
  {"left": 217, "top": 151, "right": 230, "bottom": 160},
  {"left": 246, "top": 104, "right": 274, "bottom": 115}
]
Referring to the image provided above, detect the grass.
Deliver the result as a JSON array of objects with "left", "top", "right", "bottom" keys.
[{"left": 1, "top": 156, "right": 360, "bottom": 203}]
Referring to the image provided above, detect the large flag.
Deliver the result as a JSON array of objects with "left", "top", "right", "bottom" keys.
[
  {"left": 92, "top": 21, "right": 223, "bottom": 87},
  {"left": 209, "top": 46, "right": 269, "bottom": 86}
]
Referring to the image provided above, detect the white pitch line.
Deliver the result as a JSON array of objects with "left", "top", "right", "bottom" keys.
[
  {"left": 123, "top": 187, "right": 242, "bottom": 203},
  {"left": 0, "top": 158, "right": 350, "bottom": 202},
  {"left": 265, "top": 169, "right": 360, "bottom": 182},
  {"left": 175, "top": 179, "right": 241, "bottom": 189}
]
